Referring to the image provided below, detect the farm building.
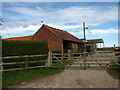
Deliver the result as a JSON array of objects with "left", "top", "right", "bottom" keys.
[
  {"left": 3, "top": 24, "right": 84, "bottom": 53},
  {"left": 86, "top": 39, "right": 104, "bottom": 52},
  {"left": 3, "top": 24, "right": 104, "bottom": 53}
]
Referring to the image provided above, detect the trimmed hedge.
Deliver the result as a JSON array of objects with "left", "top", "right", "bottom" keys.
[{"left": 2, "top": 40, "right": 49, "bottom": 57}]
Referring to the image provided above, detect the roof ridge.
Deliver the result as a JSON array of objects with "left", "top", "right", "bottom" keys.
[
  {"left": 64, "top": 31, "right": 83, "bottom": 41},
  {"left": 3, "top": 35, "right": 33, "bottom": 39},
  {"left": 44, "top": 24, "right": 64, "bottom": 32},
  {"left": 43, "top": 24, "right": 63, "bottom": 39},
  {"left": 43, "top": 24, "right": 83, "bottom": 43}
]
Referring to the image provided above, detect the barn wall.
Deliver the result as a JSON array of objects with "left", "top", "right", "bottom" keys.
[
  {"left": 31, "top": 26, "right": 63, "bottom": 51},
  {"left": 72, "top": 42, "right": 78, "bottom": 53}
]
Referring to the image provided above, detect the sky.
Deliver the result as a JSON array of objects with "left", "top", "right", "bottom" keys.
[{"left": 1, "top": 2, "right": 118, "bottom": 47}]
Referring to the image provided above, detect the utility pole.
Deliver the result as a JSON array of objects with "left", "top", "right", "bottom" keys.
[{"left": 83, "top": 22, "right": 88, "bottom": 69}]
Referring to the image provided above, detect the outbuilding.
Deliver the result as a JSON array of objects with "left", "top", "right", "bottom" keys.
[{"left": 3, "top": 24, "right": 84, "bottom": 53}]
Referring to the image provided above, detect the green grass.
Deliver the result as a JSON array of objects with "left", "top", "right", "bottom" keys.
[
  {"left": 2, "top": 60, "right": 74, "bottom": 88},
  {"left": 106, "top": 59, "right": 120, "bottom": 79},
  {"left": 97, "top": 48, "right": 114, "bottom": 51},
  {"left": 106, "top": 68, "right": 120, "bottom": 79}
]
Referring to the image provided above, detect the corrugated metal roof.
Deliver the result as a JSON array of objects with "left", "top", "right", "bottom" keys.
[{"left": 87, "top": 39, "right": 104, "bottom": 43}]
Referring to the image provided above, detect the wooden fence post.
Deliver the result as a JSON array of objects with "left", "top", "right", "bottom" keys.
[
  {"left": 68, "top": 49, "right": 72, "bottom": 60},
  {"left": 26, "top": 56, "right": 28, "bottom": 69},
  {"left": 1, "top": 64, "right": 3, "bottom": 72},
  {"left": 47, "top": 51, "right": 52, "bottom": 67}
]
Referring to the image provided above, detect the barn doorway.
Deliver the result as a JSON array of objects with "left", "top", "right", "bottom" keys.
[
  {"left": 63, "top": 40, "right": 72, "bottom": 53},
  {"left": 86, "top": 46, "right": 91, "bottom": 52}
]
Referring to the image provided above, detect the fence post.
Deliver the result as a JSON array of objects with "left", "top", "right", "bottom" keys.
[
  {"left": 1, "top": 64, "right": 3, "bottom": 72},
  {"left": 68, "top": 49, "right": 72, "bottom": 60},
  {"left": 83, "top": 52, "right": 87, "bottom": 69},
  {"left": 26, "top": 56, "right": 28, "bottom": 69},
  {"left": 47, "top": 51, "right": 52, "bottom": 67}
]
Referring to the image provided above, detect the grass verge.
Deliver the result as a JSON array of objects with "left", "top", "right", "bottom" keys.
[
  {"left": 97, "top": 48, "right": 114, "bottom": 51},
  {"left": 106, "top": 67, "right": 120, "bottom": 79},
  {"left": 106, "top": 60, "right": 120, "bottom": 79},
  {"left": 2, "top": 60, "right": 74, "bottom": 88}
]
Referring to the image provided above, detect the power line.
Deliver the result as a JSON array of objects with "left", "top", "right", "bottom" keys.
[
  {"left": 0, "top": 16, "right": 3, "bottom": 38},
  {"left": 0, "top": 17, "right": 11, "bottom": 38}
]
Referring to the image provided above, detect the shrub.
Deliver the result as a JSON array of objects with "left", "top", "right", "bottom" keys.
[{"left": 2, "top": 40, "right": 49, "bottom": 57}]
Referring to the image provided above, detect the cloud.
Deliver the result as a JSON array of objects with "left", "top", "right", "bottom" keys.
[
  {"left": 48, "top": 24, "right": 82, "bottom": 30},
  {"left": 2, "top": 22, "right": 118, "bottom": 38},
  {"left": 6, "top": 22, "right": 28, "bottom": 28},
  {"left": 2, "top": 3, "right": 118, "bottom": 47},
  {"left": 2, "top": 0, "right": 120, "bottom": 2},
  {"left": 1, "top": 24, "right": 41, "bottom": 37},
  {"left": 88, "top": 29, "right": 118, "bottom": 34},
  {"left": 32, "top": 21, "right": 44, "bottom": 25},
  {"left": 58, "top": 6, "right": 117, "bottom": 25},
  {"left": 6, "top": 22, "right": 15, "bottom": 28},
  {"left": 70, "top": 28, "right": 118, "bottom": 36},
  {"left": 16, "top": 22, "right": 28, "bottom": 27},
  {"left": 10, "top": 7, "right": 45, "bottom": 16},
  {"left": 5, "top": 5, "right": 118, "bottom": 26}
]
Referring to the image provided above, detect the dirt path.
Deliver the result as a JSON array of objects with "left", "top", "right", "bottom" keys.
[
  {"left": 11, "top": 69, "right": 118, "bottom": 88},
  {"left": 10, "top": 51, "right": 118, "bottom": 88}
]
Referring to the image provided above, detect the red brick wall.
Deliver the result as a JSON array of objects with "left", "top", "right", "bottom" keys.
[
  {"left": 31, "top": 26, "right": 63, "bottom": 51},
  {"left": 72, "top": 43, "right": 78, "bottom": 53}
]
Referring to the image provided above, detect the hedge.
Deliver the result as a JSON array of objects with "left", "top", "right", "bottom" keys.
[{"left": 2, "top": 40, "right": 49, "bottom": 57}]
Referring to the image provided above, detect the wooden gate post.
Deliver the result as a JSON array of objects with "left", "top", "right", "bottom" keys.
[
  {"left": 47, "top": 51, "right": 52, "bottom": 67},
  {"left": 83, "top": 22, "right": 87, "bottom": 69},
  {"left": 68, "top": 49, "right": 72, "bottom": 60}
]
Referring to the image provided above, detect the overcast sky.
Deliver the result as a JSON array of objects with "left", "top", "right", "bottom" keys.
[{"left": 1, "top": 2, "right": 118, "bottom": 47}]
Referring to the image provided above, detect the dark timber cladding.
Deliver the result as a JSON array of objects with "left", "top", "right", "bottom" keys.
[{"left": 30, "top": 24, "right": 84, "bottom": 53}]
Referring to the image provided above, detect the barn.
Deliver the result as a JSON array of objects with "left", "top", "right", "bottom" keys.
[{"left": 3, "top": 24, "right": 84, "bottom": 53}]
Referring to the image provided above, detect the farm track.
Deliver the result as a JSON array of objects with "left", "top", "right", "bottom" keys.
[
  {"left": 10, "top": 51, "right": 119, "bottom": 88},
  {"left": 10, "top": 69, "right": 118, "bottom": 88}
]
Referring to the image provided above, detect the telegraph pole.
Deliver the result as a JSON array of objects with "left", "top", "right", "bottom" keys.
[{"left": 83, "top": 22, "right": 88, "bottom": 69}]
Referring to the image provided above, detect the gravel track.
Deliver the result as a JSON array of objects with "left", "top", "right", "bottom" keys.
[
  {"left": 10, "top": 51, "right": 118, "bottom": 88},
  {"left": 11, "top": 69, "right": 118, "bottom": 88}
]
